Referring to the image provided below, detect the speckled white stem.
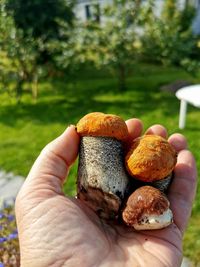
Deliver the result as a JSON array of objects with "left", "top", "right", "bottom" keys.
[
  {"left": 77, "top": 136, "right": 129, "bottom": 219},
  {"left": 133, "top": 208, "right": 173, "bottom": 230}
]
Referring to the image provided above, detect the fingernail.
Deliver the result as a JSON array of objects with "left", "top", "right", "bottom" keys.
[{"left": 67, "top": 124, "right": 76, "bottom": 129}]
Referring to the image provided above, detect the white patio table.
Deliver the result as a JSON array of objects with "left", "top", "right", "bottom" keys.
[{"left": 176, "top": 85, "right": 200, "bottom": 129}]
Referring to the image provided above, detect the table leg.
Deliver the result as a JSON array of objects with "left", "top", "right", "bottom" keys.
[{"left": 179, "top": 100, "right": 187, "bottom": 129}]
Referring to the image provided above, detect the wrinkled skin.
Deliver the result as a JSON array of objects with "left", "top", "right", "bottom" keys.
[{"left": 15, "top": 119, "right": 197, "bottom": 267}]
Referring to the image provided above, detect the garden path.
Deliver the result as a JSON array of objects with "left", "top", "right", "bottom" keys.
[{"left": 0, "top": 170, "right": 24, "bottom": 204}]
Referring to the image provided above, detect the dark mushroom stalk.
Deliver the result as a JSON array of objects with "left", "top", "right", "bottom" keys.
[{"left": 77, "top": 112, "right": 130, "bottom": 219}]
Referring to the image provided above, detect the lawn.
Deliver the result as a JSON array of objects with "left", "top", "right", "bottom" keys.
[{"left": 0, "top": 64, "right": 200, "bottom": 263}]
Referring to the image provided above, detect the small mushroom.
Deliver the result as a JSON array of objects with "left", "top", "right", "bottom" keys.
[
  {"left": 76, "top": 112, "right": 130, "bottom": 219},
  {"left": 125, "top": 135, "right": 177, "bottom": 192},
  {"left": 122, "top": 186, "right": 173, "bottom": 230}
]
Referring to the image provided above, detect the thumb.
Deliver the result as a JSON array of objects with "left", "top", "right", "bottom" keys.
[{"left": 18, "top": 125, "right": 80, "bottom": 197}]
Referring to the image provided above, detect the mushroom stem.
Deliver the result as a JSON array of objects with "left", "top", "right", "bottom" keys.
[
  {"left": 77, "top": 136, "right": 129, "bottom": 219},
  {"left": 151, "top": 173, "right": 173, "bottom": 192}
]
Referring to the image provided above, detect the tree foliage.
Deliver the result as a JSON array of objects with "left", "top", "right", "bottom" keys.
[
  {"left": 6, "top": 0, "right": 74, "bottom": 65},
  {"left": 0, "top": 0, "right": 43, "bottom": 102},
  {"left": 57, "top": 0, "right": 200, "bottom": 90},
  {"left": 56, "top": 0, "right": 144, "bottom": 90},
  {"left": 141, "top": 0, "right": 200, "bottom": 74},
  {"left": 1, "top": 0, "right": 200, "bottom": 100},
  {"left": 0, "top": 0, "right": 74, "bottom": 102},
  {"left": 6, "top": 0, "right": 74, "bottom": 41}
]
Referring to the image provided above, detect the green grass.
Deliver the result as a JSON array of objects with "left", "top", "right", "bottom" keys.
[{"left": 0, "top": 64, "right": 200, "bottom": 261}]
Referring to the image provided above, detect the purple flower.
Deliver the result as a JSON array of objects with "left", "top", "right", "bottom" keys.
[
  {"left": 0, "top": 263, "right": 4, "bottom": 267},
  {"left": 0, "top": 213, "right": 4, "bottom": 219},
  {"left": 7, "top": 214, "right": 15, "bottom": 222},
  {"left": 7, "top": 231, "right": 18, "bottom": 240},
  {"left": 0, "top": 237, "right": 7, "bottom": 243}
]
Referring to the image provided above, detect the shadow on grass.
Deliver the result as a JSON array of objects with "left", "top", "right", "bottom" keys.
[
  {"left": 1, "top": 65, "right": 199, "bottom": 135},
  {"left": 0, "top": 76, "right": 194, "bottom": 127}
]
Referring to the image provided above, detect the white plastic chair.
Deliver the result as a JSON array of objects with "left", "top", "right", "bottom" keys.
[{"left": 176, "top": 85, "right": 200, "bottom": 129}]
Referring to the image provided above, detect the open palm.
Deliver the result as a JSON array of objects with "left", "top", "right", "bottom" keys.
[{"left": 15, "top": 119, "right": 197, "bottom": 267}]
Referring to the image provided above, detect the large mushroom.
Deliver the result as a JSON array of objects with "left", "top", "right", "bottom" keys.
[
  {"left": 125, "top": 135, "right": 177, "bottom": 192},
  {"left": 122, "top": 186, "right": 173, "bottom": 230},
  {"left": 76, "top": 112, "right": 130, "bottom": 219}
]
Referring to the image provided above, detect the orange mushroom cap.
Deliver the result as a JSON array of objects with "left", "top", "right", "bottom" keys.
[
  {"left": 125, "top": 135, "right": 177, "bottom": 182},
  {"left": 77, "top": 112, "right": 129, "bottom": 141}
]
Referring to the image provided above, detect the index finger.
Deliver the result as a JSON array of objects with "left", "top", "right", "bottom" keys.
[{"left": 126, "top": 118, "right": 143, "bottom": 141}]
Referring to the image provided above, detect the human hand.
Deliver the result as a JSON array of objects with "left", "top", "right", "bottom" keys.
[{"left": 15, "top": 119, "right": 197, "bottom": 267}]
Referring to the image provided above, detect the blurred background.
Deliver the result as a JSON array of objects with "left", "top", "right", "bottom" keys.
[{"left": 0, "top": 0, "right": 200, "bottom": 266}]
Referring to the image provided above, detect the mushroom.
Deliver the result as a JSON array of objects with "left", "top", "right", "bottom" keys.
[
  {"left": 76, "top": 112, "right": 130, "bottom": 219},
  {"left": 122, "top": 186, "right": 173, "bottom": 230},
  {"left": 125, "top": 135, "right": 177, "bottom": 192}
]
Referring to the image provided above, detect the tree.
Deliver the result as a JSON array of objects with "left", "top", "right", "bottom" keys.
[
  {"left": 7, "top": 0, "right": 74, "bottom": 39},
  {"left": 141, "top": 0, "right": 200, "bottom": 74},
  {"left": 0, "top": 0, "right": 42, "bottom": 102},
  {"left": 57, "top": 0, "right": 143, "bottom": 91},
  {"left": 6, "top": 0, "right": 74, "bottom": 65},
  {"left": 93, "top": 0, "right": 143, "bottom": 90},
  {"left": 0, "top": 0, "right": 75, "bottom": 102}
]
